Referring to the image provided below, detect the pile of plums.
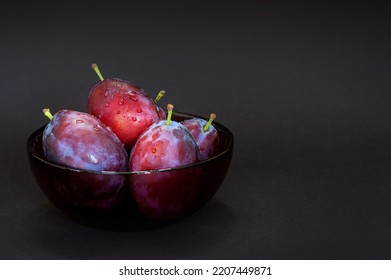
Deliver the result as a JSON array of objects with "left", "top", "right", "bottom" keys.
[
  {"left": 40, "top": 64, "right": 220, "bottom": 219},
  {"left": 42, "top": 64, "right": 219, "bottom": 173}
]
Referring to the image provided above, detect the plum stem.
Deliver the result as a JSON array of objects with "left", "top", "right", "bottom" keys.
[
  {"left": 43, "top": 108, "right": 54, "bottom": 120},
  {"left": 166, "top": 104, "right": 174, "bottom": 126},
  {"left": 91, "top": 63, "right": 104, "bottom": 81},
  {"left": 203, "top": 113, "right": 216, "bottom": 132},
  {"left": 154, "top": 90, "right": 165, "bottom": 103}
]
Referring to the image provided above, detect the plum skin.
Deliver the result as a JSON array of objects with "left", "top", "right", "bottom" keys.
[
  {"left": 129, "top": 120, "right": 200, "bottom": 171},
  {"left": 128, "top": 120, "right": 201, "bottom": 220},
  {"left": 182, "top": 118, "right": 219, "bottom": 160},
  {"left": 42, "top": 110, "right": 128, "bottom": 210},
  {"left": 42, "top": 109, "right": 128, "bottom": 172},
  {"left": 87, "top": 78, "right": 165, "bottom": 149}
]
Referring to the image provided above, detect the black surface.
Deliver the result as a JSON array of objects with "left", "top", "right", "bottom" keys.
[{"left": 1, "top": 1, "right": 391, "bottom": 259}]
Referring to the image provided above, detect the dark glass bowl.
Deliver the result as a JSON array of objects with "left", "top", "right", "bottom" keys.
[{"left": 27, "top": 112, "right": 234, "bottom": 230}]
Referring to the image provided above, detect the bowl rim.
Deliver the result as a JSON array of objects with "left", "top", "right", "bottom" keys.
[{"left": 27, "top": 111, "right": 234, "bottom": 175}]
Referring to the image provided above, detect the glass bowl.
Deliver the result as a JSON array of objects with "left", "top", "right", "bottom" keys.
[{"left": 27, "top": 112, "right": 234, "bottom": 229}]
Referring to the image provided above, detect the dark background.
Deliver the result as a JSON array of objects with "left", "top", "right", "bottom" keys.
[{"left": 1, "top": 1, "right": 391, "bottom": 259}]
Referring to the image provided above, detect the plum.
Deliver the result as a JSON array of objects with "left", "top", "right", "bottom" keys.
[
  {"left": 41, "top": 109, "right": 128, "bottom": 210},
  {"left": 128, "top": 104, "right": 202, "bottom": 220},
  {"left": 182, "top": 113, "right": 219, "bottom": 160},
  {"left": 88, "top": 64, "right": 165, "bottom": 149},
  {"left": 42, "top": 109, "right": 128, "bottom": 172},
  {"left": 129, "top": 104, "right": 199, "bottom": 171}
]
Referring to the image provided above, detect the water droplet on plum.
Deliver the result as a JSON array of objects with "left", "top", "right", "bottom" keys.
[
  {"left": 132, "top": 117, "right": 137, "bottom": 122},
  {"left": 116, "top": 110, "right": 121, "bottom": 114},
  {"left": 118, "top": 98, "right": 124, "bottom": 106},
  {"left": 61, "top": 122, "right": 70, "bottom": 129},
  {"left": 136, "top": 108, "right": 143, "bottom": 113},
  {"left": 88, "top": 153, "right": 99, "bottom": 164},
  {"left": 173, "top": 129, "right": 184, "bottom": 139},
  {"left": 152, "top": 132, "right": 159, "bottom": 141},
  {"left": 129, "top": 94, "right": 138, "bottom": 102},
  {"left": 152, "top": 148, "right": 156, "bottom": 153},
  {"left": 105, "top": 102, "right": 109, "bottom": 108},
  {"left": 76, "top": 119, "right": 84, "bottom": 124},
  {"left": 104, "top": 92, "right": 109, "bottom": 98}
]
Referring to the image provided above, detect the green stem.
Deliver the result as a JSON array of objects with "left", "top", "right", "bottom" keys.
[
  {"left": 154, "top": 90, "right": 165, "bottom": 103},
  {"left": 203, "top": 113, "right": 216, "bottom": 132},
  {"left": 43, "top": 108, "right": 54, "bottom": 120},
  {"left": 91, "top": 63, "right": 104, "bottom": 81},
  {"left": 166, "top": 104, "right": 174, "bottom": 126}
]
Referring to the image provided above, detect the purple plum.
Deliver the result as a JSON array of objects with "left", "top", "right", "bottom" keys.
[
  {"left": 182, "top": 113, "right": 219, "bottom": 160},
  {"left": 128, "top": 104, "right": 202, "bottom": 220},
  {"left": 42, "top": 109, "right": 127, "bottom": 172},
  {"left": 41, "top": 109, "right": 128, "bottom": 210}
]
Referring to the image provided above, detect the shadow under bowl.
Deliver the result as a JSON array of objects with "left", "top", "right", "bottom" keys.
[{"left": 27, "top": 112, "right": 234, "bottom": 230}]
